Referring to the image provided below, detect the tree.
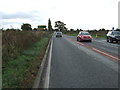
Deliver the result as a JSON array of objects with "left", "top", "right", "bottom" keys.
[
  {"left": 70, "top": 29, "right": 74, "bottom": 32},
  {"left": 54, "top": 21, "right": 67, "bottom": 31},
  {"left": 101, "top": 28, "right": 105, "bottom": 31},
  {"left": 6, "top": 28, "right": 16, "bottom": 31},
  {"left": 87, "top": 30, "right": 90, "bottom": 32},
  {"left": 76, "top": 29, "right": 79, "bottom": 32},
  {"left": 116, "top": 28, "right": 120, "bottom": 31},
  {"left": 80, "top": 29, "right": 83, "bottom": 31},
  {"left": 21, "top": 23, "right": 32, "bottom": 31},
  {"left": 48, "top": 18, "right": 52, "bottom": 31},
  {"left": 33, "top": 28, "right": 37, "bottom": 31}
]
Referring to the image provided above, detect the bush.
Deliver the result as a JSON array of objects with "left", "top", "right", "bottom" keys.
[{"left": 2, "top": 30, "right": 49, "bottom": 64}]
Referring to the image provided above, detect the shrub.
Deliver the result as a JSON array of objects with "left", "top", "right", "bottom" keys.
[{"left": 2, "top": 30, "right": 49, "bottom": 63}]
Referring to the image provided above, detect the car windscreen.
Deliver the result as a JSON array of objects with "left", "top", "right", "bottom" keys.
[
  {"left": 81, "top": 32, "right": 90, "bottom": 35},
  {"left": 57, "top": 32, "right": 62, "bottom": 35},
  {"left": 113, "top": 31, "right": 120, "bottom": 35}
]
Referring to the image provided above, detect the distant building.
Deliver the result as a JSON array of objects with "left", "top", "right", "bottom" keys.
[{"left": 37, "top": 25, "right": 46, "bottom": 31}]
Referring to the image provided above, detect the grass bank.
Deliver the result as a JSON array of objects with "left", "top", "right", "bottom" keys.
[{"left": 3, "top": 31, "right": 52, "bottom": 88}]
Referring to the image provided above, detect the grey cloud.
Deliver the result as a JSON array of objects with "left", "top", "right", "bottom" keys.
[
  {"left": 0, "top": 12, "right": 36, "bottom": 19},
  {"left": 0, "top": 11, "right": 44, "bottom": 20},
  {"left": 2, "top": 21, "right": 21, "bottom": 25},
  {"left": 0, "top": 11, "right": 47, "bottom": 29},
  {"left": 0, "top": 11, "right": 45, "bottom": 24}
]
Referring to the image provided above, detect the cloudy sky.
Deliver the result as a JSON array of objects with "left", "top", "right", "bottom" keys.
[{"left": 0, "top": 0, "right": 119, "bottom": 30}]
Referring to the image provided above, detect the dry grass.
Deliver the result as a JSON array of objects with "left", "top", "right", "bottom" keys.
[
  {"left": 2, "top": 30, "right": 52, "bottom": 88},
  {"left": 2, "top": 30, "right": 48, "bottom": 64}
]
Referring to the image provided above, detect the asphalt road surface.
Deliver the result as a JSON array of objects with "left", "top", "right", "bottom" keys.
[{"left": 49, "top": 35, "right": 119, "bottom": 88}]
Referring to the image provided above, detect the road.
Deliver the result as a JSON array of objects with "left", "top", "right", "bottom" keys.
[{"left": 48, "top": 35, "right": 119, "bottom": 88}]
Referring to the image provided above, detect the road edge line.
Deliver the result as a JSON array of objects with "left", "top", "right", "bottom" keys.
[
  {"left": 32, "top": 37, "right": 52, "bottom": 89},
  {"left": 43, "top": 37, "right": 53, "bottom": 88}
]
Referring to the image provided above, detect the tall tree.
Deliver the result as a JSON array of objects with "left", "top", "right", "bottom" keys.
[
  {"left": 48, "top": 18, "right": 52, "bottom": 31},
  {"left": 21, "top": 23, "right": 32, "bottom": 31},
  {"left": 54, "top": 21, "right": 67, "bottom": 31}
]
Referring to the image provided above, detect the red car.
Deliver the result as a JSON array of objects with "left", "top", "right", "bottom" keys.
[{"left": 77, "top": 31, "right": 92, "bottom": 42}]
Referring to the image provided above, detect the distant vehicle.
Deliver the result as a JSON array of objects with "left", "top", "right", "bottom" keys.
[
  {"left": 106, "top": 31, "right": 120, "bottom": 43},
  {"left": 77, "top": 31, "right": 92, "bottom": 42},
  {"left": 56, "top": 32, "right": 62, "bottom": 37}
]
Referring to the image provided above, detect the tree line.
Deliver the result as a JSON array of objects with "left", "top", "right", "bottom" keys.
[{"left": 1, "top": 18, "right": 120, "bottom": 31}]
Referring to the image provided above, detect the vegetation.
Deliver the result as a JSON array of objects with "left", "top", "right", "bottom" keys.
[
  {"left": 3, "top": 30, "right": 48, "bottom": 63},
  {"left": 54, "top": 21, "right": 67, "bottom": 31},
  {"left": 89, "top": 30, "right": 108, "bottom": 38},
  {"left": 2, "top": 30, "right": 52, "bottom": 88},
  {"left": 63, "top": 30, "right": 108, "bottom": 38},
  {"left": 48, "top": 18, "right": 53, "bottom": 31},
  {"left": 21, "top": 23, "right": 32, "bottom": 31}
]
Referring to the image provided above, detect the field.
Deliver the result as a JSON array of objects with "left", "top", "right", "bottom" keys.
[{"left": 63, "top": 30, "right": 108, "bottom": 38}]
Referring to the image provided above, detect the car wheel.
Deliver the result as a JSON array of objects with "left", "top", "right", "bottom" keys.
[
  {"left": 107, "top": 39, "right": 109, "bottom": 42},
  {"left": 77, "top": 38, "right": 78, "bottom": 41},
  {"left": 106, "top": 37, "right": 109, "bottom": 42},
  {"left": 90, "top": 40, "right": 92, "bottom": 42}
]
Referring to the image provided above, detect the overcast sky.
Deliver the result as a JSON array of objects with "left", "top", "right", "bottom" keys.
[{"left": 0, "top": 0, "right": 119, "bottom": 30}]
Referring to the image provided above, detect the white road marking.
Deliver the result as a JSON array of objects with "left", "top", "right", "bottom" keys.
[{"left": 44, "top": 38, "right": 53, "bottom": 88}]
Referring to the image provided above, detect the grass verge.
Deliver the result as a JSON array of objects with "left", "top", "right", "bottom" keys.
[
  {"left": 63, "top": 32, "right": 78, "bottom": 36},
  {"left": 3, "top": 33, "right": 52, "bottom": 88},
  {"left": 91, "top": 34, "right": 106, "bottom": 38}
]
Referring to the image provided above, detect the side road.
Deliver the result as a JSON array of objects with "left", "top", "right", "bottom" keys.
[{"left": 32, "top": 36, "right": 53, "bottom": 89}]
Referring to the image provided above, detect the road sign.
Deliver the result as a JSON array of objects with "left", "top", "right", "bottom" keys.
[
  {"left": 37, "top": 25, "right": 46, "bottom": 30},
  {"left": 38, "top": 25, "right": 46, "bottom": 28}
]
